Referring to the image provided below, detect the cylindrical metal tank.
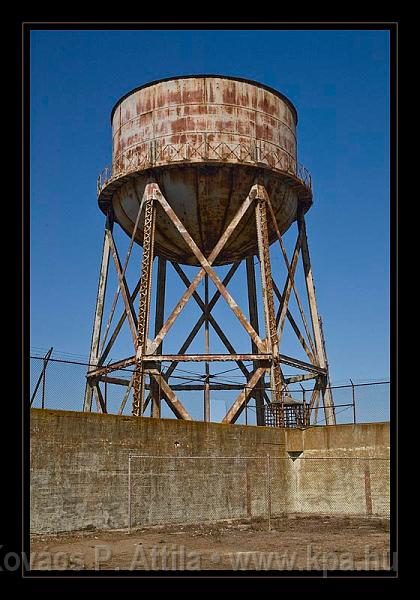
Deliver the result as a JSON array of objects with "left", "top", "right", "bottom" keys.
[{"left": 98, "top": 75, "right": 312, "bottom": 266}]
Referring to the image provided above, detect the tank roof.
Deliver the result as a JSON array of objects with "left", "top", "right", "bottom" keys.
[{"left": 110, "top": 74, "right": 298, "bottom": 125}]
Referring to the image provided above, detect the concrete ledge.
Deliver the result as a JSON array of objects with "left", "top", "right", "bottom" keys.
[{"left": 285, "top": 422, "right": 390, "bottom": 456}]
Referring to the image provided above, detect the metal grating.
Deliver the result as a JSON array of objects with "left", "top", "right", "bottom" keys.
[{"left": 264, "top": 401, "right": 310, "bottom": 429}]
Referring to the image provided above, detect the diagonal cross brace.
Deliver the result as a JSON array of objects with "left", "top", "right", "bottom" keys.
[
  {"left": 106, "top": 229, "right": 138, "bottom": 344},
  {"left": 97, "top": 276, "right": 142, "bottom": 367},
  {"left": 149, "top": 184, "right": 265, "bottom": 354},
  {"left": 222, "top": 367, "right": 268, "bottom": 423},
  {"left": 272, "top": 279, "right": 315, "bottom": 365},
  {"left": 98, "top": 188, "right": 146, "bottom": 361},
  {"left": 149, "top": 369, "right": 192, "bottom": 420},
  {"left": 266, "top": 195, "right": 316, "bottom": 357},
  {"left": 163, "top": 262, "right": 240, "bottom": 380},
  {"left": 171, "top": 262, "right": 260, "bottom": 378},
  {"left": 276, "top": 227, "right": 303, "bottom": 339}
]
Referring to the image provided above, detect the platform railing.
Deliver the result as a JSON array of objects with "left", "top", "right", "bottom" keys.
[{"left": 97, "top": 139, "right": 312, "bottom": 196}]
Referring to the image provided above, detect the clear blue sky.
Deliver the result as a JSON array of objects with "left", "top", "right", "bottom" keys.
[{"left": 30, "top": 29, "right": 390, "bottom": 419}]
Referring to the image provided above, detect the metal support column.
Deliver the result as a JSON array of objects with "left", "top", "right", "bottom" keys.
[
  {"left": 350, "top": 379, "right": 356, "bottom": 424},
  {"left": 204, "top": 274, "right": 210, "bottom": 422},
  {"left": 151, "top": 256, "right": 166, "bottom": 418},
  {"left": 83, "top": 214, "right": 112, "bottom": 412},
  {"left": 298, "top": 210, "right": 336, "bottom": 425},
  {"left": 30, "top": 347, "right": 53, "bottom": 407},
  {"left": 246, "top": 256, "right": 265, "bottom": 425},
  {"left": 319, "top": 315, "right": 336, "bottom": 424},
  {"left": 255, "top": 188, "right": 283, "bottom": 421},
  {"left": 133, "top": 195, "right": 157, "bottom": 416}
]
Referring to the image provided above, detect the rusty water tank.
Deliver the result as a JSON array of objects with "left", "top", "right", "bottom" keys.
[{"left": 97, "top": 75, "right": 312, "bottom": 266}]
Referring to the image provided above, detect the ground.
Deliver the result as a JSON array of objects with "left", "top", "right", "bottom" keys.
[{"left": 30, "top": 515, "right": 390, "bottom": 572}]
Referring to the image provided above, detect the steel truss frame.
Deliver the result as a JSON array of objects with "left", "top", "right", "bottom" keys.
[{"left": 84, "top": 178, "right": 336, "bottom": 425}]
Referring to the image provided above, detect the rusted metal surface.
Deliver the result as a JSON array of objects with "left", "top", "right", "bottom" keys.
[
  {"left": 98, "top": 76, "right": 312, "bottom": 266},
  {"left": 151, "top": 257, "right": 166, "bottom": 418},
  {"left": 164, "top": 262, "right": 239, "bottom": 375},
  {"left": 246, "top": 256, "right": 265, "bottom": 424},
  {"left": 276, "top": 227, "right": 302, "bottom": 339},
  {"left": 266, "top": 196, "right": 316, "bottom": 356},
  {"left": 149, "top": 369, "right": 192, "bottom": 420},
  {"left": 106, "top": 228, "right": 138, "bottom": 344},
  {"left": 133, "top": 187, "right": 157, "bottom": 416},
  {"left": 264, "top": 400, "right": 309, "bottom": 428},
  {"left": 118, "top": 373, "right": 135, "bottom": 415},
  {"left": 145, "top": 354, "right": 272, "bottom": 363},
  {"left": 98, "top": 375, "right": 131, "bottom": 386},
  {"left": 318, "top": 316, "right": 336, "bottom": 425},
  {"left": 255, "top": 187, "right": 283, "bottom": 418},
  {"left": 222, "top": 367, "right": 269, "bottom": 424},
  {"left": 93, "top": 384, "right": 107, "bottom": 414},
  {"left": 309, "top": 379, "right": 322, "bottom": 425},
  {"left": 203, "top": 274, "right": 210, "bottom": 422},
  {"left": 87, "top": 356, "right": 136, "bottom": 377},
  {"left": 273, "top": 279, "right": 315, "bottom": 364},
  {"left": 86, "top": 349, "right": 326, "bottom": 380},
  {"left": 155, "top": 186, "right": 265, "bottom": 351},
  {"left": 166, "top": 262, "right": 258, "bottom": 387},
  {"left": 98, "top": 193, "right": 145, "bottom": 361},
  {"left": 149, "top": 186, "right": 258, "bottom": 354},
  {"left": 272, "top": 278, "right": 315, "bottom": 365},
  {"left": 84, "top": 76, "right": 335, "bottom": 428},
  {"left": 284, "top": 373, "right": 317, "bottom": 385},
  {"left": 97, "top": 276, "right": 141, "bottom": 367}
]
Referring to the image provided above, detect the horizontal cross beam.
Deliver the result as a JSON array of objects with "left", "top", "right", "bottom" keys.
[
  {"left": 98, "top": 377, "right": 282, "bottom": 392},
  {"left": 87, "top": 352, "right": 325, "bottom": 379},
  {"left": 145, "top": 354, "right": 272, "bottom": 363}
]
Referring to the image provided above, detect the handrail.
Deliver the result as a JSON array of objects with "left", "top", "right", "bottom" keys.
[{"left": 97, "top": 139, "right": 312, "bottom": 196}]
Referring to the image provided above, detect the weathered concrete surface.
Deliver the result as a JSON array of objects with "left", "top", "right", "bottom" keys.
[
  {"left": 284, "top": 423, "right": 390, "bottom": 516},
  {"left": 285, "top": 422, "right": 390, "bottom": 456},
  {"left": 30, "top": 410, "right": 390, "bottom": 534}
]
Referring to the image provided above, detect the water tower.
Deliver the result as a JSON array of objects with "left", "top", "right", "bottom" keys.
[{"left": 84, "top": 75, "right": 336, "bottom": 427}]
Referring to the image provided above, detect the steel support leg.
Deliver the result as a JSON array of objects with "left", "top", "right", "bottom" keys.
[
  {"left": 83, "top": 214, "right": 112, "bottom": 412},
  {"left": 133, "top": 195, "right": 156, "bottom": 416},
  {"left": 298, "top": 210, "right": 336, "bottom": 425},
  {"left": 255, "top": 188, "right": 284, "bottom": 422},
  {"left": 151, "top": 256, "right": 166, "bottom": 418},
  {"left": 246, "top": 256, "right": 265, "bottom": 425},
  {"left": 204, "top": 274, "right": 210, "bottom": 422}
]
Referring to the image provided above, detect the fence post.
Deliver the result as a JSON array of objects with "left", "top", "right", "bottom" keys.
[
  {"left": 300, "top": 384, "right": 307, "bottom": 427},
  {"left": 40, "top": 348, "right": 53, "bottom": 409},
  {"left": 41, "top": 363, "right": 46, "bottom": 409},
  {"left": 266, "top": 454, "right": 272, "bottom": 531},
  {"left": 128, "top": 453, "right": 132, "bottom": 533},
  {"left": 350, "top": 379, "right": 356, "bottom": 424}
]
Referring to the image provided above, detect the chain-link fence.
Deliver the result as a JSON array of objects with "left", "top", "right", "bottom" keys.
[
  {"left": 127, "top": 455, "right": 390, "bottom": 531},
  {"left": 30, "top": 353, "right": 390, "bottom": 425}
]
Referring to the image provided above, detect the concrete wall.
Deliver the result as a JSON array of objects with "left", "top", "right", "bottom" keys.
[
  {"left": 284, "top": 424, "right": 390, "bottom": 516},
  {"left": 30, "top": 410, "right": 390, "bottom": 534}
]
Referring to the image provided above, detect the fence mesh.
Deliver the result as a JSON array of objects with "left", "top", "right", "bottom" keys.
[
  {"left": 30, "top": 354, "right": 390, "bottom": 426},
  {"left": 127, "top": 455, "right": 390, "bottom": 531}
]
